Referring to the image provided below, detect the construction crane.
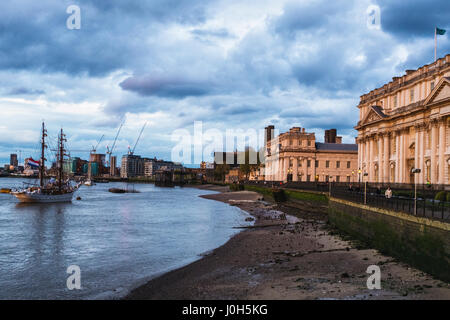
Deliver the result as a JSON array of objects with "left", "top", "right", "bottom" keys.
[
  {"left": 128, "top": 122, "right": 147, "bottom": 155},
  {"left": 106, "top": 121, "right": 124, "bottom": 166},
  {"left": 91, "top": 134, "right": 105, "bottom": 154}
]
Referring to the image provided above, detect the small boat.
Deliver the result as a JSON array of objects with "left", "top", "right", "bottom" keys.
[
  {"left": 0, "top": 188, "right": 11, "bottom": 194},
  {"left": 11, "top": 123, "right": 80, "bottom": 203},
  {"left": 84, "top": 179, "right": 94, "bottom": 186}
]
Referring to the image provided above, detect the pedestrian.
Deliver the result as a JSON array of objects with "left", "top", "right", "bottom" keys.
[{"left": 385, "top": 186, "right": 392, "bottom": 199}]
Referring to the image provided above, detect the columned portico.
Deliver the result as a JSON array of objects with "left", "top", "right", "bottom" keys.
[{"left": 356, "top": 63, "right": 450, "bottom": 185}]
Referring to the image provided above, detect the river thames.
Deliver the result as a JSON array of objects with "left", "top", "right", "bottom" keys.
[{"left": 0, "top": 178, "right": 251, "bottom": 299}]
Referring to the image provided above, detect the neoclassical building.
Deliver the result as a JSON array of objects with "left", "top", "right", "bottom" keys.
[
  {"left": 264, "top": 126, "right": 358, "bottom": 182},
  {"left": 356, "top": 54, "right": 450, "bottom": 185}
]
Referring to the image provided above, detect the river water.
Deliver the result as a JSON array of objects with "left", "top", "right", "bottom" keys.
[{"left": 0, "top": 178, "right": 251, "bottom": 299}]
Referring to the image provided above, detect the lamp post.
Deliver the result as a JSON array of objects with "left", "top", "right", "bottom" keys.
[
  {"left": 363, "top": 172, "right": 368, "bottom": 204},
  {"left": 411, "top": 168, "right": 421, "bottom": 216},
  {"left": 329, "top": 175, "right": 333, "bottom": 197}
]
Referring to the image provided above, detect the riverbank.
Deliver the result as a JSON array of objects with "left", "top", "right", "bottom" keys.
[{"left": 125, "top": 185, "right": 450, "bottom": 300}]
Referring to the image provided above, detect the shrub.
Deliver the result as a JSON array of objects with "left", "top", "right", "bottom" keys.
[
  {"left": 229, "top": 183, "right": 244, "bottom": 191},
  {"left": 446, "top": 192, "right": 450, "bottom": 202},
  {"left": 434, "top": 191, "right": 447, "bottom": 201},
  {"left": 272, "top": 188, "right": 287, "bottom": 202}
]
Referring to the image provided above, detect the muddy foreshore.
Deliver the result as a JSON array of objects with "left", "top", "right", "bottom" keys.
[{"left": 124, "top": 185, "right": 449, "bottom": 300}]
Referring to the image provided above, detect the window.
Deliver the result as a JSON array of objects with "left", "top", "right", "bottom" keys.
[
  {"left": 431, "top": 81, "right": 435, "bottom": 91},
  {"left": 347, "top": 161, "right": 351, "bottom": 169},
  {"left": 298, "top": 159, "right": 302, "bottom": 167},
  {"left": 346, "top": 176, "right": 351, "bottom": 183},
  {"left": 289, "top": 139, "right": 293, "bottom": 146},
  {"left": 307, "top": 140, "right": 311, "bottom": 146},
  {"left": 393, "top": 95, "right": 397, "bottom": 108},
  {"left": 307, "top": 160, "right": 311, "bottom": 167},
  {"left": 315, "top": 160, "right": 319, "bottom": 168},
  {"left": 326, "top": 160, "right": 330, "bottom": 168},
  {"left": 307, "top": 175, "right": 311, "bottom": 182},
  {"left": 336, "top": 161, "right": 340, "bottom": 168},
  {"left": 336, "top": 176, "right": 340, "bottom": 183},
  {"left": 410, "top": 88, "right": 414, "bottom": 103}
]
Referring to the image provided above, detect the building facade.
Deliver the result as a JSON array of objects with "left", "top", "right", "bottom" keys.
[
  {"left": 120, "top": 154, "right": 144, "bottom": 178},
  {"left": 143, "top": 158, "right": 183, "bottom": 178},
  {"left": 264, "top": 126, "right": 358, "bottom": 183},
  {"left": 356, "top": 54, "right": 450, "bottom": 184},
  {"left": 10, "top": 154, "right": 18, "bottom": 167}
]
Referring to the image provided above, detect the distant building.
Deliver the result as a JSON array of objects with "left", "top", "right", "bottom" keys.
[
  {"left": 90, "top": 153, "right": 106, "bottom": 176},
  {"left": 264, "top": 126, "right": 358, "bottom": 183},
  {"left": 110, "top": 156, "right": 117, "bottom": 176},
  {"left": 120, "top": 154, "right": 144, "bottom": 178},
  {"left": 10, "top": 154, "right": 18, "bottom": 167},
  {"left": 144, "top": 158, "right": 183, "bottom": 178}
]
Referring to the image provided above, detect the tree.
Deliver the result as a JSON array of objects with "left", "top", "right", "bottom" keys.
[
  {"left": 214, "top": 164, "right": 230, "bottom": 183},
  {"left": 239, "top": 147, "right": 261, "bottom": 181}
]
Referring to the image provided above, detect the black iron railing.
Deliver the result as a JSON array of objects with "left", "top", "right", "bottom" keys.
[{"left": 242, "top": 180, "right": 450, "bottom": 222}]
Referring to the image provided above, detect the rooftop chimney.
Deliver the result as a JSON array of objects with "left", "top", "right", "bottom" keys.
[
  {"left": 324, "top": 129, "right": 337, "bottom": 143},
  {"left": 265, "top": 125, "right": 275, "bottom": 145}
]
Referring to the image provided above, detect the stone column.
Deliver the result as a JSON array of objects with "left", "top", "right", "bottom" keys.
[
  {"left": 293, "top": 157, "right": 298, "bottom": 181},
  {"left": 283, "top": 157, "right": 289, "bottom": 182},
  {"left": 431, "top": 121, "right": 438, "bottom": 184},
  {"left": 312, "top": 157, "right": 317, "bottom": 181},
  {"left": 378, "top": 135, "right": 383, "bottom": 183},
  {"left": 439, "top": 119, "right": 446, "bottom": 185},
  {"left": 368, "top": 137, "right": 373, "bottom": 181},
  {"left": 358, "top": 139, "right": 362, "bottom": 172},
  {"left": 414, "top": 126, "right": 419, "bottom": 185},
  {"left": 419, "top": 127, "right": 425, "bottom": 184},
  {"left": 395, "top": 132, "right": 400, "bottom": 183},
  {"left": 383, "top": 133, "right": 389, "bottom": 183}
]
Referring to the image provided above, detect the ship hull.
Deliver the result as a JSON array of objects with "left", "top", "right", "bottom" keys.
[{"left": 12, "top": 191, "right": 75, "bottom": 203}]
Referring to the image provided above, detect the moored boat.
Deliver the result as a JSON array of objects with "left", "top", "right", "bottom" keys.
[{"left": 11, "top": 123, "right": 81, "bottom": 203}]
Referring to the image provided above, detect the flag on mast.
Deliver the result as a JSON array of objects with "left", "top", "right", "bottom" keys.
[{"left": 435, "top": 27, "right": 446, "bottom": 61}]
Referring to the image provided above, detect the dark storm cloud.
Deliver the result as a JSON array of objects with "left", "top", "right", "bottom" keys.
[
  {"left": 272, "top": 0, "right": 351, "bottom": 38},
  {"left": 0, "top": 1, "right": 208, "bottom": 76},
  {"left": 119, "top": 75, "right": 212, "bottom": 98},
  {"left": 8, "top": 87, "right": 45, "bottom": 95},
  {"left": 379, "top": 0, "right": 450, "bottom": 39}
]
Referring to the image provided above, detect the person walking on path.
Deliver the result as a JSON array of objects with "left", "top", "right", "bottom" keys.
[{"left": 385, "top": 186, "right": 392, "bottom": 199}]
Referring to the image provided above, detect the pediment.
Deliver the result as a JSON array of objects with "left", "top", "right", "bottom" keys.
[
  {"left": 424, "top": 77, "right": 450, "bottom": 105},
  {"left": 360, "top": 106, "right": 386, "bottom": 125}
]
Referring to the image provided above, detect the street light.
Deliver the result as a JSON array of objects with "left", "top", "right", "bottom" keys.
[
  {"left": 363, "top": 172, "right": 369, "bottom": 204},
  {"left": 411, "top": 168, "right": 421, "bottom": 216},
  {"left": 329, "top": 175, "right": 333, "bottom": 197}
]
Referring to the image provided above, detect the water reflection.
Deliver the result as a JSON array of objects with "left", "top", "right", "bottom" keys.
[{"left": 0, "top": 178, "right": 250, "bottom": 299}]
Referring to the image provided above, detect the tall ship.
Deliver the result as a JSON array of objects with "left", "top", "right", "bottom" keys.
[{"left": 11, "top": 123, "right": 81, "bottom": 203}]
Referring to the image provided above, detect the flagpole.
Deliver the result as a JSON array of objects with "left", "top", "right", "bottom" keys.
[{"left": 435, "top": 27, "right": 437, "bottom": 62}]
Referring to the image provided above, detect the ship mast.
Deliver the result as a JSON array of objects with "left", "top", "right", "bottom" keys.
[
  {"left": 58, "top": 128, "right": 66, "bottom": 192},
  {"left": 39, "top": 122, "right": 47, "bottom": 188}
]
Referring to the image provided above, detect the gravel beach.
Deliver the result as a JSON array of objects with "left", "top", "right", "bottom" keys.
[{"left": 125, "top": 185, "right": 450, "bottom": 300}]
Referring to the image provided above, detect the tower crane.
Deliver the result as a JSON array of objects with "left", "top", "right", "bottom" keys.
[
  {"left": 91, "top": 134, "right": 104, "bottom": 154},
  {"left": 128, "top": 122, "right": 147, "bottom": 155},
  {"left": 106, "top": 121, "right": 124, "bottom": 167}
]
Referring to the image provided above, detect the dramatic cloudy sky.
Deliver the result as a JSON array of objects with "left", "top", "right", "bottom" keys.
[{"left": 0, "top": 0, "right": 449, "bottom": 165}]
